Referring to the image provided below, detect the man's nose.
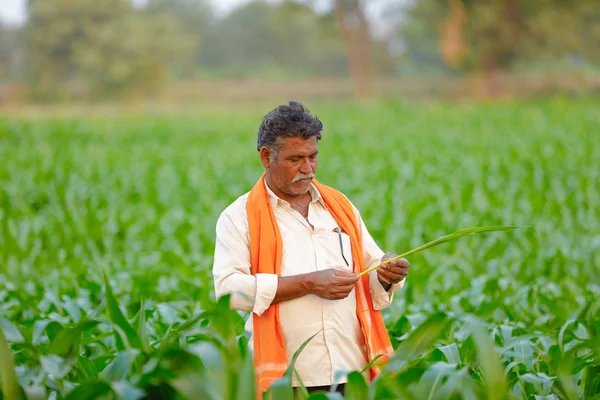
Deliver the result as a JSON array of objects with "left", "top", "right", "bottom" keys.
[{"left": 299, "top": 158, "right": 312, "bottom": 174}]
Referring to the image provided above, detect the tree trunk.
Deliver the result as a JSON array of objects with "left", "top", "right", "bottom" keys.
[
  {"left": 334, "top": 0, "right": 372, "bottom": 100},
  {"left": 441, "top": 0, "right": 468, "bottom": 69}
]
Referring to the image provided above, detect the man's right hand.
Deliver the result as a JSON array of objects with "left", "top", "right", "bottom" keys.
[{"left": 310, "top": 269, "right": 359, "bottom": 300}]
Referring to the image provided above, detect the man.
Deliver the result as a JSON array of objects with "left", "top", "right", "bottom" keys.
[{"left": 212, "top": 101, "right": 410, "bottom": 397}]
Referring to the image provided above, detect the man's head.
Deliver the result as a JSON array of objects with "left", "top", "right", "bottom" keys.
[{"left": 257, "top": 101, "right": 323, "bottom": 199}]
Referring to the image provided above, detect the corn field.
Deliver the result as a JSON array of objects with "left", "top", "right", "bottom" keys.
[{"left": 0, "top": 99, "right": 599, "bottom": 399}]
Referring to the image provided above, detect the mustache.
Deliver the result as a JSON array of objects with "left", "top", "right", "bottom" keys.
[{"left": 292, "top": 173, "right": 315, "bottom": 183}]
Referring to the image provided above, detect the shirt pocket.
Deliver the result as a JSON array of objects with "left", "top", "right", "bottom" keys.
[{"left": 325, "top": 228, "right": 354, "bottom": 273}]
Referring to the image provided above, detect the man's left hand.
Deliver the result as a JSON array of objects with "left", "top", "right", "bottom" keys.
[{"left": 377, "top": 253, "right": 410, "bottom": 291}]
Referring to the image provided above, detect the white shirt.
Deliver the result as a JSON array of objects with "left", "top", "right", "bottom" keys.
[{"left": 212, "top": 180, "right": 404, "bottom": 387}]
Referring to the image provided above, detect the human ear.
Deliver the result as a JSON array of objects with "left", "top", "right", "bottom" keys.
[{"left": 259, "top": 147, "right": 271, "bottom": 169}]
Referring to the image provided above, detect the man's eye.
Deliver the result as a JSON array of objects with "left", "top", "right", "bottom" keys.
[{"left": 291, "top": 158, "right": 300, "bottom": 162}]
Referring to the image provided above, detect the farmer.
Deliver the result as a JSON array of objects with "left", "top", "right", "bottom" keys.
[{"left": 212, "top": 101, "right": 410, "bottom": 396}]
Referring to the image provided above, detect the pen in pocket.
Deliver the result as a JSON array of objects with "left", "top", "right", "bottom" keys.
[{"left": 333, "top": 227, "right": 350, "bottom": 267}]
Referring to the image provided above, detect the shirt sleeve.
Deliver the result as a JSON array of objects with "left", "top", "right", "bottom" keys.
[
  {"left": 352, "top": 204, "right": 406, "bottom": 311},
  {"left": 212, "top": 210, "right": 278, "bottom": 316}
]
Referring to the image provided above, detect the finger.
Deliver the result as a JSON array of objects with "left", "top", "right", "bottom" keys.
[
  {"left": 378, "top": 266, "right": 394, "bottom": 278},
  {"left": 381, "top": 257, "right": 396, "bottom": 266},
  {"left": 380, "top": 262, "right": 410, "bottom": 271},
  {"left": 382, "top": 261, "right": 408, "bottom": 273},
  {"left": 380, "top": 258, "right": 410, "bottom": 269},
  {"left": 331, "top": 289, "right": 352, "bottom": 299},
  {"left": 333, "top": 269, "right": 357, "bottom": 277},
  {"left": 336, "top": 281, "right": 358, "bottom": 291},
  {"left": 387, "top": 267, "right": 407, "bottom": 279},
  {"left": 385, "top": 265, "right": 408, "bottom": 276},
  {"left": 378, "top": 269, "right": 403, "bottom": 283},
  {"left": 390, "top": 258, "right": 410, "bottom": 268},
  {"left": 337, "top": 278, "right": 360, "bottom": 288},
  {"left": 388, "top": 272, "right": 406, "bottom": 282},
  {"left": 335, "top": 275, "right": 359, "bottom": 284},
  {"left": 378, "top": 267, "right": 396, "bottom": 278},
  {"left": 334, "top": 286, "right": 353, "bottom": 295},
  {"left": 377, "top": 272, "right": 392, "bottom": 285}
]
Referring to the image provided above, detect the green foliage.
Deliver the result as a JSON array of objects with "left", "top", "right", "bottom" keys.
[
  {"left": 398, "top": 0, "right": 600, "bottom": 74},
  {"left": 16, "top": 0, "right": 361, "bottom": 98},
  {"left": 0, "top": 99, "right": 599, "bottom": 398},
  {"left": 0, "top": 23, "right": 25, "bottom": 83},
  {"left": 522, "top": 0, "right": 600, "bottom": 64},
  {"left": 199, "top": 1, "right": 348, "bottom": 78},
  {"left": 25, "top": 0, "right": 189, "bottom": 100},
  {"left": 145, "top": 0, "right": 214, "bottom": 79}
]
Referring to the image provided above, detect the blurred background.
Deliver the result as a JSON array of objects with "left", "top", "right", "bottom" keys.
[{"left": 1, "top": 0, "right": 599, "bottom": 109}]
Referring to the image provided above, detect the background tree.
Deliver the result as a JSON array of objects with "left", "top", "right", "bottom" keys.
[
  {"left": 464, "top": 0, "right": 527, "bottom": 97},
  {"left": 0, "top": 23, "right": 24, "bottom": 82},
  {"left": 0, "top": 23, "right": 25, "bottom": 103},
  {"left": 522, "top": 0, "right": 600, "bottom": 65},
  {"left": 144, "top": 0, "right": 212, "bottom": 79},
  {"left": 440, "top": 0, "right": 467, "bottom": 70},
  {"left": 398, "top": 0, "right": 599, "bottom": 97},
  {"left": 199, "top": 1, "right": 348, "bottom": 79},
  {"left": 334, "top": 0, "right": 373, "bottom": 99},
  {"left": 25, "top": 0, "right": 188, "bottom": 100},
  {"left": 393, "top": 0, "right": 450, "bottom": 76}
]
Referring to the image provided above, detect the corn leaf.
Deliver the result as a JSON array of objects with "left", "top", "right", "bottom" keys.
[
  {"left": 358, "top": 226, "right": 525, "bottom": 277},
  {"left": 465, "top": 315, "right": 509, "bottom": 400},
  {"left": 386, "top": 312, "right": 449, "bottom": 371},
  {"left": 0, "top": 326, "right": 24, "bottom": 400},
  {"left": 64, "top": 382, "right": 113, "bottom": 399},
  {"left": 138, "top": 297, "right": 150, "bottom": 354},
  {"left": 103, "top": 273, "right": 142, "bottom": 350}
]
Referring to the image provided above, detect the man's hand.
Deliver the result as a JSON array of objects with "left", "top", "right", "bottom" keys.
[
  {"left": 377, "top": 253, "right": 410, "bottom": 291},
  {"left": 310, "top": 269, "right": 359, "bottom": 300}
]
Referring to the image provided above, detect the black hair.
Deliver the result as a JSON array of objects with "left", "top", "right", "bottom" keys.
[{"left": 257, "top": 101, "right": 323, "bottom": 155}]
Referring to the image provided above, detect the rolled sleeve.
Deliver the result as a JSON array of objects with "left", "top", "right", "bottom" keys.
[
  {"left": 213, "top": 207, "right": 279, "bottom": 315},
  {"left": 253, "top": 273, "right": 279, "bottom": 316},
  {"left": 369, "top": 270, "right": 405, "bottom": 310}
]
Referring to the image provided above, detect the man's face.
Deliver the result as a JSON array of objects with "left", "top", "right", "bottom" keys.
[{"left": 261, "top": 136, "right": 319, "bottom": 198}]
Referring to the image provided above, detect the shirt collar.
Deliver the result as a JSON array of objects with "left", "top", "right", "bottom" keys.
[{"left": 263, "top": 177, "right": 324, "bottom": 208}]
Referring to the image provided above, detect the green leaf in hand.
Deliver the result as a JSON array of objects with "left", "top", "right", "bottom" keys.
[{"left": 358, "top": 226, "right": 526, "bottom": 277}]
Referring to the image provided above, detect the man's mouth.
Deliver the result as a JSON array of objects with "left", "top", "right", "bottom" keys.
[{"left": 293, "top": 175, "right": 314, "bottom": 183}]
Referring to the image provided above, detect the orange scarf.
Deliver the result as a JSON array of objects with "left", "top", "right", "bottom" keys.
[{"left": 246, "top": 173, "right": 394, "bottom": 397}]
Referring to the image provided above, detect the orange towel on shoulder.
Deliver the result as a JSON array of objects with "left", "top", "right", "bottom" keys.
[{"left": 246, "top": 173, "right": 394, "bottom": 397}]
